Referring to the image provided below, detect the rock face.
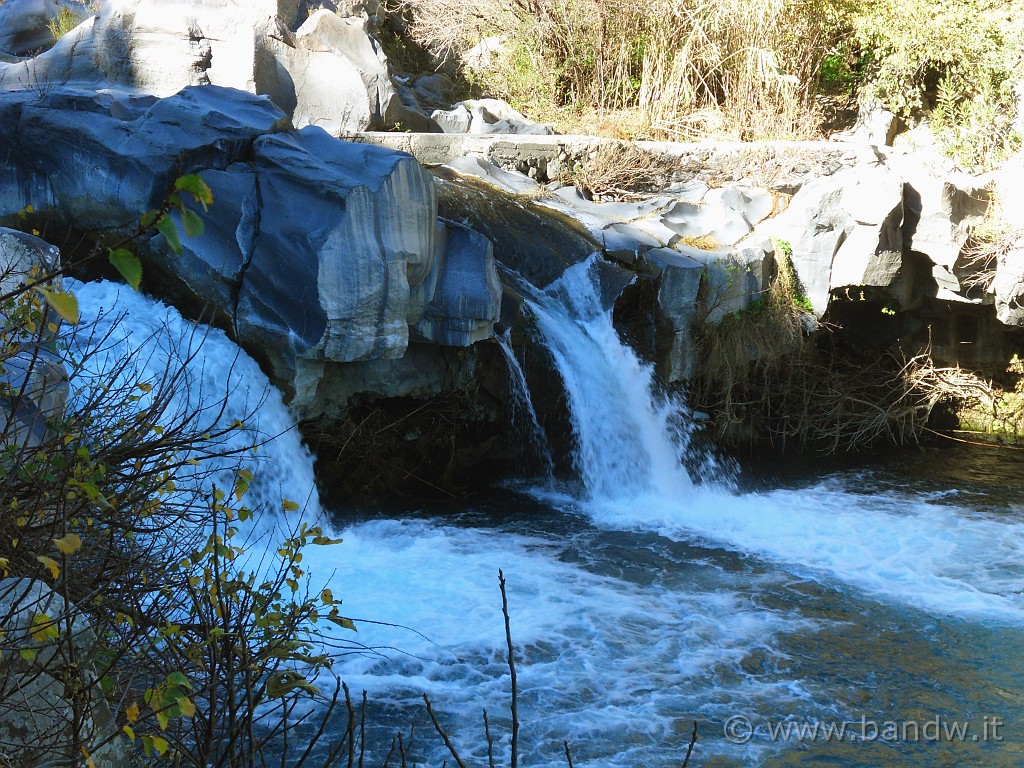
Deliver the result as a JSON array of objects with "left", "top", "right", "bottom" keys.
[
  {"left": 0, "top": 578, "right": 128, "bottom": 768},
  {"left": 0, "top": 0, "right": 424, "bottom": 132},
  {"left": 0, "top": 228, "right": 69, "bottom": 450},
  {"left": 432, "top": 99, "right": 554, "bottom": 136},
  {"left": 0, "top": 86, "right": 501, "bottom": 420}
]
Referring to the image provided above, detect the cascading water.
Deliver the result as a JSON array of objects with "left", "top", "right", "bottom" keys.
[
  {"left": 524, "top": 260, "right": 700, "bottom": 500},
  {"left": 495, "top": 328, "right": 555, "bottom": 481},
  {"left": 527, "top": 257, "right": 1024, "bottom": 623},
  {"left": 70, "top": 280, "right": 322, "bottom": 525}
]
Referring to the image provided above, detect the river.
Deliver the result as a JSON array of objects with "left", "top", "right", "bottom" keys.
[{"left": 74, "top": 266, "right": 1024, "bottom": 767}]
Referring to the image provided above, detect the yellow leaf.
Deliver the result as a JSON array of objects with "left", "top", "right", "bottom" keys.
[
  {"left": 37, "top": 287, "right": 79, "bottom": 324},
  {"left": 36, "top": 555, "right": 60, "bottom": 580},
  {"left": 177, "top": 696, "right": 196, "bottom": 717},
  {"left": 0, "top": 557, "right": 7, "bottom": 576},
  {"left": 122, "top": 725, "right": 135, "bottom": 742},
  {"left": 53, "top": 533, "right": 82, "bottom": 555},
  {"left": 321, "top": 588, "right": 333, "bottom": 604},
  {"left": 151, "top": 736, "right": 169, "bottom": 756},
  {"left": 30, "top": 613, "right": 59, "bottom": 642},
  {"left": 282, "top": 499, "right": 299, "bottom": 512},
  {"left": 81, "top": 746, "right": 97, "bottom": 768},
  {"left": 126, "top": 702, "right": 140, "bottom": 723}
]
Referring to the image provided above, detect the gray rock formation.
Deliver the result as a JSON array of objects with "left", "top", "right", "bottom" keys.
[
  {"left": 432, "top": 99, "right": 555, "bottom": 136},
  {"left": 0, "top": 86, "right": 501, "bottom": 419},
  {"left": 640, "top": 247, "right": 705, "bottom": 383},
  {"left": 0, "top": 0, "right": 88, "bottom": 56},
  {"left": 0, "top": 228, "right": 69, "bottom": 450},
  {"left": 0, "top": 0, "right": 423, "bottom": 132}
]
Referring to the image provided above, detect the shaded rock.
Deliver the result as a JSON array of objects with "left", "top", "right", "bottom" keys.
[
  {"left": 0, "top": 229, "right": 69, "bottom": 450},
  {"left": 414, "top": 221, "right": 501, "bottom": 346},
  {"left": 0, "top": 578, "right": 127, "bottom": 768},
  {"left": 0, "top": 0, "right": 88, "bottom": 56},
  {"left": 433, "top": 169, "right": 600, "bottom": 288},
  {"left": 640, "top": 247, "right": 704, "bottom": 383},
  {"left": 693, "top": 243, "right": 776, "bottom": 325}
]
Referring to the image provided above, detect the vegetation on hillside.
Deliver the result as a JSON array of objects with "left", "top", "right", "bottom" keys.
[{"left": 383, "top": 0, "right": 1023, "bottom": 167}]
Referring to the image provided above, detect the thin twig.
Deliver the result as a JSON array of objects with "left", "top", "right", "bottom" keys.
[
  {"left": 483, "top": 709, "right": 495, "bottom": 768},
  {"left": 563, "top": 740, "right": 575, "bottom": 768},
  {"left": 383, "top": 736, "right": 397, "bottom": 768},
  {"left": 681, "top": 721, "right": 698, "bottom": 768},
  {"left": 423, "top": 694, "right": 467, "bottom": 768},
  {"left": 499, "top": 569, "right": 519, "bottom": 768},
  {"left": 358, "top": 690, "right": 367, "bottom": 768}
]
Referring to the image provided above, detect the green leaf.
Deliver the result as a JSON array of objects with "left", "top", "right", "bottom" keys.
[
  {"left": 155, "top": 215, "right": 183, "bottom": 255},
  {"left": 175, "top": 175, "right": 214, "bottom": 210},
  {"left": 37, "top": 287, "right": 79, "bottom": 324},
  {"left": 180, "top": 207, "right": 204, "bottom": 238},
  {"left": 165, "top": 671, "right": 191, "bottom": 689},
  {"left": 266, "top": 671, "right": 320, "bottom": 699},
  {"left": 19, "top": 648, "right": 38, "bottom": 663},
  {"left": 109, "top": 248, "right": 143, "bottom": 290}
]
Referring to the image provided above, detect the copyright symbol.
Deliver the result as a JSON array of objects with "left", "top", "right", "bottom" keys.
[{"left": 724, "top": 715, "right": 753, "bottom": 744}]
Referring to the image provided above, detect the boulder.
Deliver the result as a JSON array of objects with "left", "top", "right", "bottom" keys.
[
  {"left": 0, "top": 0, "right": 419, "bottom": 132},
  {"left": 0, "top": 0, "right": 90, "bottom": 56},
  {"left": 432, "top": 99, "right": 554, "bottom": 136},
  {"left": 831, "top": 100, "right": 899, "bottom": 146},
  {"left": 0, "top": 229, "right": 69, "bottom": 450},
  {"left": 1, "top": 85, "right": 503, "bottom": 419},
  {"left": 992, "top": 244, "right": 1024, "bottom": 325},
  {"left": 0, "top": 86, "right": 286, "bottom": 228},
  {"left": 433, "top": 167, "right": 601, "bottom": 289},
  {"left": 0, "top": 578, "right": 127, "bottom": 768},
  {"left": 258, "top": 10, "right": 412, "bottom": 132},
  {"left": 413, "top": 221, "right": 502, "bottom": 346},
  {"left": 640, "top": 247, "right": 705, "bottom": 383},
  {"left": 746, "top": 174, "right": 852, "bottom": 315}
]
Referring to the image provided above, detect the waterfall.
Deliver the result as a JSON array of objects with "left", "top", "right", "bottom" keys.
[
  {"left": 525, "top": 256, "right": 703, "bottom": 501},
  {"left": 495, "top": 327, "right": 555, "bottom": 481},
  {"left": 522, "top": 258, "right": 1024, "bottom": 622},
  {"left": 69, "top": 280, "right": 321, "bottom": 520}
]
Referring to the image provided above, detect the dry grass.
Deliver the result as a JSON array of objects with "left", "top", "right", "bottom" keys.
[
  {"left": 690, "top": 252, "right": 980, "bottom": 452},
  {"left": 957, "top": 195, "right": 1022, "bottom": 294},
  {"left": 562, "top": 142, "right": 679, "bottom": 201},
  {"left": 390, "top": 0, "right": 851, "bottom": 140}
]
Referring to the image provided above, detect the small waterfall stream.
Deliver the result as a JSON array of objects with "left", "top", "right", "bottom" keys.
[{"left": 495, "top": 327, "right": 555, "bottom": 481}]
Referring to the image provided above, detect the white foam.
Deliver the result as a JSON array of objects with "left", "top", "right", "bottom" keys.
[
  {"left": 68, "top": 280, "right": 321, "bottom": 520},
  {"left": 319, "top": 519, "right": 818, "bottom": 767}
]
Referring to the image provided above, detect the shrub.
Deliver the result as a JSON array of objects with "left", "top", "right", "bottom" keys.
[
  {"left": 390, "top": 0, "right": 854, "bottom": 139},
  {"left": 850, "top": 0, "right": 1023, "bottom": 168},
  {"left": 0, "top": 182, "right": 355, "bottom": 768}
]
